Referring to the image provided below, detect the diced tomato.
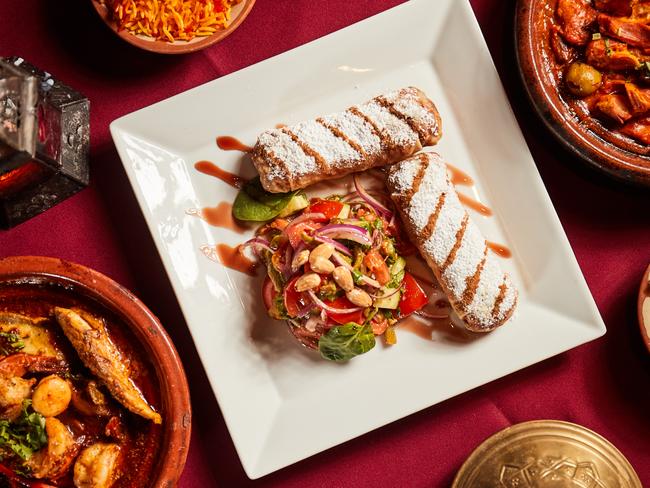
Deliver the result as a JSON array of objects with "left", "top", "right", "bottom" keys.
[
  {"left": 363, "top": 250, "right": 391, "bottom": 286},
  {"left": 284, "top": 275, "right": 311, "bottom": 318},
  {"left": 324, "top": 296, "right": 364, "bottom": 325},
  {"left": 262, "top": 276, "right": 277, "bottom": 311},
  {"left": 370, "top": 315, "right": 389, "bottom": 335},
  {"left": 307, "top": 199, "right": 344, "bottom": 219},
  {"left": 285, "top": 221, "right": 320, "bottom": 248},
  {"left": 398, "top": 272, "right": 428, "bottom": 317}
]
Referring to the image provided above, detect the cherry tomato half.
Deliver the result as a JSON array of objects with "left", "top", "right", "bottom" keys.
[
  {"left": 324, "top": 296, "right": 365, "bottom": 325},
  {"left": 398, "top": 272, "right": 428, "bottom": 317},
  {"left": 285, "top": 221, "right": 321, "bottom": 249},
  {"left": 284, "top": 275, "right": 311, "bottom": 318},
  {"left": 307, "top": 199, "right": 344, "bottom": 220}
]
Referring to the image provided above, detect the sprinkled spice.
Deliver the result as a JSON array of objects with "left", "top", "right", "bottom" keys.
[{"left": 107, "top": 0, "right": 242, "bottom": 43}]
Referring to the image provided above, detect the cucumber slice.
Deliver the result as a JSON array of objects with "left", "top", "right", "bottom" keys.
[
  {"left": 390, "top": 256, "right": 406, "bottom": 275},
  {"left": 337, "top": 203, "right": 351, "bottom": 219},
  {"left": 374, "top": 287, "right": 401, "bottom": 309},
  {"left": 386, "top": 256, "right": 406, "bottom": 287},
  {"left": 278, "top": 194, "right": 309, "bottom": 217}
]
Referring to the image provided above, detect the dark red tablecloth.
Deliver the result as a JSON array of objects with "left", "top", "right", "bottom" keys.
[{"left": 1, "top": 1, "right": 649, "bottom": 486}]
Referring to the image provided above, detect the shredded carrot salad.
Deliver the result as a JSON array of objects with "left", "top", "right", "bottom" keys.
[{"left": 107, "top": 0, "right": 241, "bottom": 43}]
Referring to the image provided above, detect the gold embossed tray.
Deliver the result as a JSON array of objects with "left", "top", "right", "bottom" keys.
[{"left": 452, "top": 420, "right": 641, "bottom": 488}]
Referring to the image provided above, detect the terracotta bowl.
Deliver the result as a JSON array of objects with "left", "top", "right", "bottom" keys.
[
  {"left": 516, "top": 0, "right": 650, "bottom": 186},
  {"left": 0, "top": 256, "right": 191, "bottom": 487},
  {"left": 638, "top": 264, "right": 650, "bottom": 353},
  {"left": 90, "top": 0, "right": 256, "bottom": 54}
]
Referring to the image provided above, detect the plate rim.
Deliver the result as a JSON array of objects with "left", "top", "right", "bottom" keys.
[{"left": 109, "top": 0, "right": 607, "bottom": 478}]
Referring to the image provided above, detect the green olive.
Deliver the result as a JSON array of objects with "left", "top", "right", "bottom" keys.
[{"left": 565, "top": 62, "right": 602, "bottom": 97}]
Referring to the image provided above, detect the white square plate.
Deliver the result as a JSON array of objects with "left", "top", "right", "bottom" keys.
[{"left": 110, "top": 0, "right": 606, "bottom": 479}]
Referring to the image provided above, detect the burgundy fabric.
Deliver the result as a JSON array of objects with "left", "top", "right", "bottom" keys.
[{"left": 1, "top": 1, "right": 649, "bottom": 486}]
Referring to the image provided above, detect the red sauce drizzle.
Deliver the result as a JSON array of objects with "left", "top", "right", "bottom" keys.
[
  {"left": 446, "top": 163, "right": 474, "bottom": 186},
  {"left": 486, "top": 241, "right": 512, "bottom": 259},
  {"left": 275, "top": 123, "right": 287, "bottom": 128},
  {"left": 457, "top": 192, "right": 493, "bottom": 217},
  {"left": 201, "top": 243, "right": 257, "bottom": 276},
  {"left": 188, "top": 202, "right": 247, "bottom": 233},
  {"left": 398, "top": 315, "right": 473, "bottom": 342},
  {"left": 194, "top": 161, "right": 246, "bottom": 189},
  {"left": 216, "top": 136, "right": 252, "bottom": 153}
]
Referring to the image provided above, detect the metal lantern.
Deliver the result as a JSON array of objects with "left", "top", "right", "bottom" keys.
[{"left": 0, "top": 57, "right": 89, "bottom": 229}]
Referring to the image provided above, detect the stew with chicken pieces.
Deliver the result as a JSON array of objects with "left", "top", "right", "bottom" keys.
[{"left": 549, "top": 0, "right": 650, "bottom": 149}]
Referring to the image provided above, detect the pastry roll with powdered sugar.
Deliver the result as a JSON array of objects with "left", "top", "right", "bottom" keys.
[
  {"left": 387, "top": 152, "right": 517, "bottom": 332},
  {"left": 251, "top": 87, "right": 442, "bottom": 193}
]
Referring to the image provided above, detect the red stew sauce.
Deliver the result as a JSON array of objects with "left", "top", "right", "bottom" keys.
[
  {"left": 0, "top": 283, "right": 162, "bottom": 488},
  {"left": 544, "top": 0, "right": 650, "bottom": 151}
]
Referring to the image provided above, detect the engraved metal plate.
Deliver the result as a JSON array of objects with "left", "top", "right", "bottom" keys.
[{"left": 453, "top": 420, "right": 641, "bottom": 488}]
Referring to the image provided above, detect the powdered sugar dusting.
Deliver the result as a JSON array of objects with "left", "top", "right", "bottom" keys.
[
  {"left": 423, "top": 190, "right": 464, "bottom": 264},
  {"left": 406, "top": 157, "right": 447, "bottom": 232},
  {"left": 291, "top": 120, "right": 360, "bottom": 169},
  {"left": 467, "top": 252, "right": 504, "bottom": 326},
  {"left": 387, "top": 158, "right": 421, "bottom": 194},
  {"left": 253, "top": 88, "right": 441, "bottom": 192},
  {"left": 356, "top": 101, "right": 418, "bottom": 147},
  {"left": 384, "top": 88, "right": 437, "bottom": 129},
  {"left": 388, "top": 151, "right": 517, "bottom": 330},
  {"left": 498, "top": 276, "right": 517, "bottom": 317},
  {"left": 321, "top": 111, "right": 382, "bottom": 157},
  {"left": 257, "top": 130, "right": 318, "bottom": 178},
  {"left": 443, "top": 220, "right": 485, "bottom": 299}
]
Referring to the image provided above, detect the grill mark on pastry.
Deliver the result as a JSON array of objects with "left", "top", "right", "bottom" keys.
[
  {"left": 259, "top": 147, "right": 294, "bottom": 190},
  {"left": 348, "top": 107, "right": 389, "bottom": 149},
  {"left": 441, "top": 214, "right": 469, "bottom": 272},
  {"left": 403, "top": 153, "right": 431, "bottom": 207},
  {"left": 376, "top": 96, "right": 425, "bottom": 142},
  {"left": 281, "top": 127, "right": 329, "bottom": 173},
  {"left": 420, "top": 192, "right": 447, "bottom": 244},
  {"left": 491, "top": 278, "right": 509, "bottom": 317},
  {"left": 462, "top": 246, "right": 488, "bottom": 307},
  {"left": 316, "top": 117, "right": 367, "bottom": 161}
]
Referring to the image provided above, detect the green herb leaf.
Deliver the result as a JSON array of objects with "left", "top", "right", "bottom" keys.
[
  {"left": 351, "top": 269, "right": 363, "bottom": 286},
  {"left": 232, "top": 177, "right": 297, "bottom": 222},
  {"left": 318, "top": 323, "right": 376, "bottom": 361},
  {"left": 0, "top": 400, "right": 47, "bottom": 461},
  {"left": 0, "top": 332, "right": 24, "bottom": 356}
]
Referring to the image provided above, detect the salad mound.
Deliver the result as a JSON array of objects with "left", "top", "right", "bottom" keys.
[{"left": 242, "top": 178, "right": 429, "bottom": 361}]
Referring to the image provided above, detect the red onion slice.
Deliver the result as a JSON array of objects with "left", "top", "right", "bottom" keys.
[
  {"left": 307, "top": 290, "right": 363, "bottom": 314},
  {"left": 359, "top": 275, "right": 381, "bottom": 288},
  {"left": 314, "top": 224, "right": 371, "bottom": 246},
  {"left": 295, "top": 300, "right": 315, "bottom": 318},
  {"left": 288, "top": 212, "right": 327, "bottom": 225},
  {"left": 353, "top": 173, "right": 393, "bottom": 218},
  {"left": 314, "top": 235, "right": 352, "bottom": 256},
  {"left": 241, "top": 237, "right": 273, "bottom": 255}
]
